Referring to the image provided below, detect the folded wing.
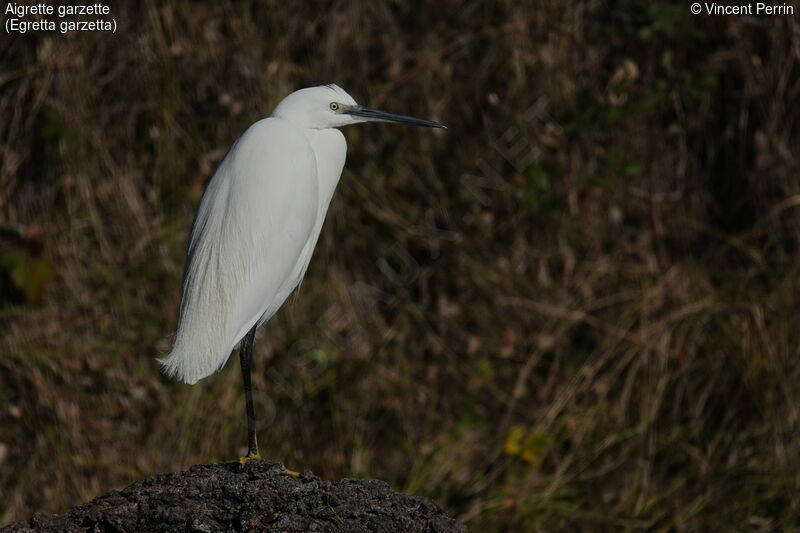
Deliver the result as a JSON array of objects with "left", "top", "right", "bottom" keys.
[{"left": 160, "top": 118, "right": 318, "bottom": 384}]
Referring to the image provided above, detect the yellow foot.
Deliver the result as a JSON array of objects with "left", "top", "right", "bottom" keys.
[
  {"left": 239, "top": 452, "right": 261, "bottom": 466},
  {"left": 280, "top": 468, "right": 300, "bottom": 478}
]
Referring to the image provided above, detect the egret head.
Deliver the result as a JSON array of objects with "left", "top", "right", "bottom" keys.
[{"left": 272, "top": 84, "right": 445, "bottom": 130}]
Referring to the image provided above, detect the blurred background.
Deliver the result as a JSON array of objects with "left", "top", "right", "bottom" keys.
[{"left": 1, "top": 1, "right": 799, "bottom": 530}]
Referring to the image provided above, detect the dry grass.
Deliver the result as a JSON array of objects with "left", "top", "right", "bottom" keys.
[{"left": 1, "top": 1, "right": 800, "bottom": 530}]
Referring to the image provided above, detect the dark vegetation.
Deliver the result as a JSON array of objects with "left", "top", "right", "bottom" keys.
[{"left": 1, "top": 1, "right": 799, "bottom": 530}]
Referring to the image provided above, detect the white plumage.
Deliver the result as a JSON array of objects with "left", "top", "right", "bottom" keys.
[{"left": 159, "top": 83, "right": 443, "bottom": 390}]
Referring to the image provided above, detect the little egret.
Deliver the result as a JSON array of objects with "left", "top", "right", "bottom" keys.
[{"left": 159, "top": 84, "right": 444, "bottom": 463}]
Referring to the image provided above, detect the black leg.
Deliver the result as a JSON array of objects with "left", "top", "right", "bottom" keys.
[{"left": 240, "top": 325, "right": 259, "bottom": 458}]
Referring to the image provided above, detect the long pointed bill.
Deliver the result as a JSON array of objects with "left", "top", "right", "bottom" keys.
[{"left": 342, "top": 105, "right": 446, "bottom": 128}]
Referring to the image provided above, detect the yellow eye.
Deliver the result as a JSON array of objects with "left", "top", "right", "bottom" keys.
[{"left": 329, "top": 102, "right": 340, "bottom": 111}]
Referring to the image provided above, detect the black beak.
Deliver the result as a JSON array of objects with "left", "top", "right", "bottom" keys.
[{"left": 342, "top": 105, "right": 446, "bottom": 128}]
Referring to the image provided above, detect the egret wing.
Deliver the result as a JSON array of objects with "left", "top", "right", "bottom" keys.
[{"left": 161, "top": 118, "right": 318, "bottom": 384}]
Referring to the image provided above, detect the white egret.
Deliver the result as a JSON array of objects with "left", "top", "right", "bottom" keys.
[{"left": 159, "top": 84, "right": 444, "bottom": 463}]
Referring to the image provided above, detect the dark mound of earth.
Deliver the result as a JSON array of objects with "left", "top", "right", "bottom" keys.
[{"left": 3, "top": 460, "right": 464, "bottom": 532}]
